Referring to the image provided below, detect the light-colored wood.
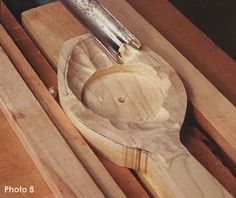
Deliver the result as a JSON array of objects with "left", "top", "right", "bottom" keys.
[
  {"left": 0, "top": 110, "right": 53, "bottom": 198},
  {"left": 127, "top": 0, "right": 236, "bottom": 106},
  {"left": 0, "top": 25, "right": 126, "bottom": 198},
  {"left": 21, "top": 1, "right": 236, "bottom": 165},
  {"left": 0, "top": 2, "right": 57, "bottom": 92},
  {"left": 0, "top": 46, "right": 104, "bottom": 197},
  {"left": 0, "top": 3, "right": 147, "bottom": 197},
  {"left": 22, "top": 1, "right": 86, "bottom": 69},
  {"left": 58, "top": 35, "right": 232, "bottom": 198}
]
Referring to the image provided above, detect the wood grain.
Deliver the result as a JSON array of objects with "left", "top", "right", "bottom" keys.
[
  {"left": 0, "top": 3, "right": 149, "bottom": 198},
  {"left": 182, "top": 127, "right": 236, "bottom": 196},
  {"left": 0, "top": 45, "right": 104, "bottom": 197},
  {"left": 0, "top": 25, "right": 126, "bottom": 198},
  {"left": 22, "top": 1, "right": 86, "bottom": 69},
  {"left": 0, "top": 2, "right": 57, "bottom": 92},
  {"left": 0, "top": 110, "right": 53, "bottom": 198},
  {"left": 100, "top": 158, "right": 150, "bottom": 198},
  {"left": 58, "top": 35, "right": 232, "bottom": 198},
  {"left": 127, "top": 0, "right": 236, "bottom": 105},
  {"left": 21, "top": 1, "right": 236, "bottom": 164}
]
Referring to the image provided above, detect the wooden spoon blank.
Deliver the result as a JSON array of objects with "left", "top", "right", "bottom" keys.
[{"left": 58, "top": 34, "right": 232, "bottom": 198}]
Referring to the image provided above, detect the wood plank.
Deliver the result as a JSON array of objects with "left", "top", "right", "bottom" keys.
[
  {"left": 0, "top": 1, "right": 56, "bottom": 91},
  {"left": 22, "top": 2, "right": 86, "bottom": 69},
  {"left": 0, "top": 110, "right": 53, "bottom": 198},
  {"left": 0, "top": 25, "right": 126, "bottom": 198},
  {"left": 0, "top": 3, "right": 149, "bottom": 197},
  {"left": 127, "top": 0, "right": 236, "bottom": 106},
  {"left": 21, "top": 1, "right": 236, "bottom": 163},
  {"left": 21, "top": 2, "right": 86, "bottom": 68},
  {"left": 0, "top": 42, "right": 104, "bottom": 197}
]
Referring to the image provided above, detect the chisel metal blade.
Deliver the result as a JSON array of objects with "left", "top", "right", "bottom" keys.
[{"left": 61, "top": 0, "right": 142, "bottom": 63}]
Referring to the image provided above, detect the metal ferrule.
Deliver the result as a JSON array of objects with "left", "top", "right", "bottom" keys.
[{"left": 61, "top": 0, "right": 142, "bottom": 63}]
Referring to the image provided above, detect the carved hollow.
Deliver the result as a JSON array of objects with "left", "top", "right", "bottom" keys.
[{"left": 59, "top": 34, "right": 187, "bottom": 155}]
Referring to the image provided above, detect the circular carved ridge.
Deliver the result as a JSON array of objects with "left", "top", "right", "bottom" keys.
[{"left": 81, "top": 63, "right": 168, "bottom": 124}]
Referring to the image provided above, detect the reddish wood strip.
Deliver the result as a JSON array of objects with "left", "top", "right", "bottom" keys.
[
  {"left": 0, "top": 2, "right": 57, "bottom": 91},
  {"left": 182, "top": 127, "right": 236, "bottom": 196},
  {"left": 101, "top": 158, "right": 150, "bottom": 198}
]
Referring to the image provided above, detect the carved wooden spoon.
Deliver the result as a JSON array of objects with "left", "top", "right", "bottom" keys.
[{"left": 58, "top": 34, "right": 232, "bottom": 198}]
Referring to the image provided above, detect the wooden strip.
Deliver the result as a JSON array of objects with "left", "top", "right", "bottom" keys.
[
  {"left": 0, "top": 2, "right": 56, "bottom": 91},
  {"left": 182, "top": 127, "right": 236, "bottom": 196},
  {"left": 0, "top": 44, "right": 104, "bottom": 197},
  {"left": 0, "top": 110, "right": 53, "bottom": 197},
  {"left": 22, "top": 2, "right": 86, "bottom": 69},
  {"left": 100, "top": 158, "right": 151, "bottom": 198},
  {"left": 127, "top": 0, "right": 236, "bottom": 106},
  {"left": 21, "top": 1, "right": 236, "bottom": 163},
  {"left": 0, "top": 3, "right": 149, "bottom": 197}
]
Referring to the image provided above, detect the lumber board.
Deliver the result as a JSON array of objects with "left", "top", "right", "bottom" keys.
[
  {"left": 0, "top": 3, "right": 149, "bottom": 197},
  {"left": 21, "top": 2, "right": 86, "bottom": 68},
  {"left": 0, "top": 44, "right": 104, "bottom": 197},
  {"left": 21, "top": 1, "right": 236, "bottom": 164},
  {"left": 127, "top": 0, "right": 236, "bottom": 106},
  {"left": 0, "top": 110, "right": 53, "bottom": 198}
]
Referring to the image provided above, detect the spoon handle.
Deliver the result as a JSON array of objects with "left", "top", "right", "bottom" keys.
[{"left": 142, "top": 147, "right": 232, "bottom": 198}]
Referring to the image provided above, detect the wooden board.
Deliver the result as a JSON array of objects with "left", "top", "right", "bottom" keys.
[
  {"left": 0, "top": 110, "right": 53, "bottom": 197},
  {"left": 0, "top": 2, "right": 56, "bottom": 91},
  {"left": 22, "top": 2, "right": 86, "bottom": 69},
  {"left": 127, "top": 0, "right": 236, "bottom": 106},
  {"left": 21, "top": 1, "right": 236, "bottom": 164},
  {"left": 0, "top": 44, "right": 104, "bottom": 197}
]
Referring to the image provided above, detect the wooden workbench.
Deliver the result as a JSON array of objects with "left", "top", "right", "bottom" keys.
[{"left": 0, "top": 0, "right": 235, "bottom": 197}]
